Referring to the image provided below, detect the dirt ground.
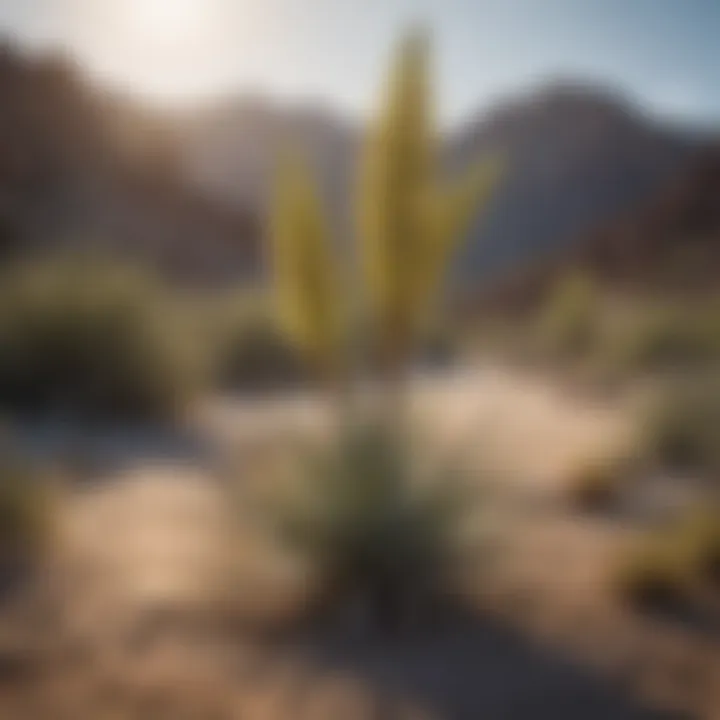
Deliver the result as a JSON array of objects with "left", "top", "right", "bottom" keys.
[{"left": 1, "top": 366, "right": 717, "bottom": 719}]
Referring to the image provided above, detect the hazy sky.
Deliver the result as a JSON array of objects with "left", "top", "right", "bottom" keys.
[{"left": 1, "top": 0, "right": 719, "bottom": 126}]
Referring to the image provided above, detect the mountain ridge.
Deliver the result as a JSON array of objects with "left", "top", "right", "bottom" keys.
[{"left": 0, "top": 40, "right": 715, "bottom": 291}]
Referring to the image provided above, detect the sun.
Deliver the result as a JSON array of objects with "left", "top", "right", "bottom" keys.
[
  {"left": 120, "top": 0, "right": 206, "bottom": 46},
  {"left": 66, "top": 0, "right": 239, "bottom": 99}
]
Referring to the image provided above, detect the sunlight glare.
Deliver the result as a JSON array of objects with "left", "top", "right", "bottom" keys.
[
  {"left": 119, "top": 0, "right": 207, "bottom": 45},
  {"left": 65, "top": 0, "right": 250, "bottom": 99}
]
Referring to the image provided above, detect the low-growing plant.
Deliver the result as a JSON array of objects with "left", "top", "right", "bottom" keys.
[
  {"left": 612, "top": 533, "right": 692, "bottom": 610},
  {"left": 211, "top": 303, "right": 307, "bottom": 391},
  {"left": 537, "top": 272, "right": 598, "bottom": 361},
  {"left": 610, "top": 307, "right": 720, "bottom": 374},
  {"left": 671, "top": 510, "right": 720, "bottom": 586},
  {"left": 417, "top": 321, "right": 459, "bottom": 371},
  {"left": 271, "top": 421, "right": 483, "bottom": 630},
  {"left": 643, "top": 378, "right": 720, "bottom": 475},
  {"left": 700, "top": 529, "right": 720, "bottom": 583},
  {"left": 0, "top": 451, "right": 56, "bottom": 593},
  {"left": 564, "top": 455, "right": 632, "bottom": 513},
  {"left": 0, "top": 257, "right": 202, "bottom": 422},
  {"left": 612, "top": 509, "right": 720, "bottom": 609}
]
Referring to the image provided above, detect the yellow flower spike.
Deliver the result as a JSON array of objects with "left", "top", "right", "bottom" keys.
[
  {"left": 270, "top": 150, "right": 344, "bottom": 377},
  {"left": 358, "top": 28, "right": 502, "bottom": 369}
]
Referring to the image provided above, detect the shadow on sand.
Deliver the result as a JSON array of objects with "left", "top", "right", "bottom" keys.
[
  {"left": 9, "top": 419, "right": 220, "bottom": 481},
  {"left": 265, "top": 614, "right": 683, "bottom": 720}
]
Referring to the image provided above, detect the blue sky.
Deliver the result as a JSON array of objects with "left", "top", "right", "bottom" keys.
[{"left": 1, "top": 0, "right": 719, "bottom": 126}]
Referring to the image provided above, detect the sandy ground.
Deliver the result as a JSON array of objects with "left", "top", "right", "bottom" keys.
[
  {"left": 56, "top": 366, "right": 633, "bottom": 630},
  {"left": 9, "top": 366, "right": 718, "bottom": 719}
]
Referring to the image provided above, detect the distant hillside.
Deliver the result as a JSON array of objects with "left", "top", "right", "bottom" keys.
[
  {"left": 447, "top": 80, "right": 700, "bottom": 288},
  {"left": 461, "top": 143, "right": 720, "bottom": 314},
  {"left": 171, "top": 96, "right": 359, "bottom": 241},
  {"left": 0, "top": 41, "right": 715, "bottom": 293},
  {"left": 0, "top": 43, "right": 260, "bottom": 286},
  {"left": 175, "top": 80, "right": 704, "bottom": 290},
  {"left": 580, "top": 143, "right": 720, "bottom": 288}
]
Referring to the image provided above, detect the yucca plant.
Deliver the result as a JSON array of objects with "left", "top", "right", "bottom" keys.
[
  {"left": 270, "top": 29, "right": 500, "bottom": 396},
  {"left": 270, "top": 151, "right": 347, "bottom": 392},
  {"left": 359, "top": 31, "right": 499, "bottom": 391},
  {"left": 265, "top": 29, "right": 501, "bottom": 630}
]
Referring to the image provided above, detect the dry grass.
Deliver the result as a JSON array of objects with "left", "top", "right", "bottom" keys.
[
  {"left": 610, "top": 508, "right": 720, "bottom": 613},
  {"left": 611, "top": 534, "right": 693, "bottom": 609},
  {"left": 562, "top": 453, "right": 636, "bottom": 512}
]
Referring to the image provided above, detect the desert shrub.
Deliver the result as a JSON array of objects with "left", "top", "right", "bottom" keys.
[
  {"left": 564, "top": 454, "right": 636, "bottom": 513},
  {"left": 698, "top": 524, "right": 720, "bottom": 582},
  {"left": 612, "top": 542, "right": 687, "bottom": 609},
  {"left": 643, "top": 378, "right": 720, "bottom": 474},
  {"left": 210, "top": 301, "right": 307, "bottom": 391},
  {"left": 612, "top": 510, "right": 720, "bottom": 608},
  {"left": 610, "top": 308, "right": 720, "bottom": 374},
  {"left": 699, "top": 525, "right": 720, "bottom": 582},
  {"left": 0, "top": 452, "right": 55, "bottom": 576},
  {"left": 0, "top": 258, "right": 201, "bottom": 422},
  {"left": 270, "top": 421, "right": 482, "bottom": 630},
  {"left": 537, "top": 272, "right": 598, "bottom": 360},
  {"left": 612, "top": 532, "right": 692, "bottom": 609},
  {"left": 670, "top": 510, "right": 720, "bottom": 585},
  {"left": 417, "top": 321, "right": 459, "bottom": 370}
]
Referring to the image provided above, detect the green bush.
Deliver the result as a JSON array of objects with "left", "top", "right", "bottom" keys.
[
  {"left": 612, "top": 534, "right": 691, "bottom": 609},
  {"left": 564, "top": 455, "right": 633, "bottom": 513},
  {"left": 0, "top": 258, "right": 201, "bottom": 422},
  {"left": 644, "top": 378, "right": 720, "bottom": 474},
  {"left": 672, "top": 510, "right": 720, "bottom": 585},
  {"left": 270, "top": 421, "right": 482, "bottom": 629},
  {"left": 537, "top": 272, "right": 598, "bottom": 360},
  {"left": 211, "top": 302, "right": 306, "bottom": 391},
  {"left": 612, "top": 510, "right": 720, "bottom": 608},
  {"left": 417, "top": 321, "right": 459, "bottom": 369},
  {"left": 610, "top": 308, "right": 720, "bottom": 374},
  {"left": 0, "top": 452, "right": 55, "bottom": 569}
]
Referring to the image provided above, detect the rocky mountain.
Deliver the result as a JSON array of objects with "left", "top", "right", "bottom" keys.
[
  {"left": 0, "top": 40, "right": 713, "bottom": 292},
  {"left": 579, "top": 143, "right": 720, "bottom": 288},
  {"left": 0, "top": 43, "right": 261, "bottom": 286},
  {"left": 174, "top": 79, "right": 704, "bottom": 289},
  {"left": 447, "top": 80, "right": 701, "bottom": 287},
  {"left": 460, "top": 142, "right": 720, "bottom": 313},
  {"left": 171, "top": 96, "right": 359, "bottom": 243}
]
